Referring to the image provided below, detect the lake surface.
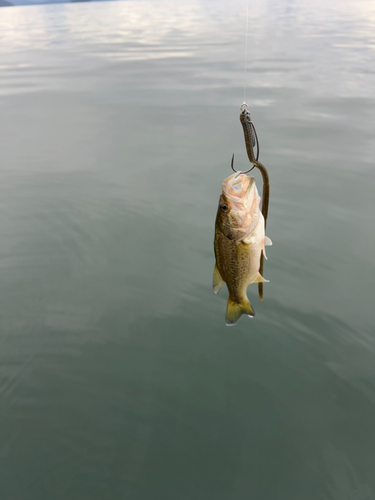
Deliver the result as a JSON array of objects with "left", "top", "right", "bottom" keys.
[{"left": 1, "top": 1, "right": 375, "bottom": 498}]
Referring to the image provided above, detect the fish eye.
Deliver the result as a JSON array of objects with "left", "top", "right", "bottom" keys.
[{"left": 220, "top": 204, "right": 228, "bottom": 212}]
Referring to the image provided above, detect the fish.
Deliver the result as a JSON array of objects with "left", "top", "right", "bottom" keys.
[{"left": 213, "top": 172, "right": 272, "bottom": 326}]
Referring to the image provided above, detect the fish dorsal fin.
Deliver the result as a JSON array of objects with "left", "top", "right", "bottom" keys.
[
  {"left": 213, "top": 264, "right": 224, "bottom": 294},
  {"left": 252, "top": 272, "right": 269, "bottom": 284}
]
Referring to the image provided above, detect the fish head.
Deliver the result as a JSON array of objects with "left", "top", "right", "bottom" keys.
[{"left": 216, "top": 173, "right": 261, "bottom": 241}]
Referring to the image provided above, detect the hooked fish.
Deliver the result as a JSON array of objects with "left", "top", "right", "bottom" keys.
[{"left": 213, "top": 172, "right": 272, "bottom": 326}]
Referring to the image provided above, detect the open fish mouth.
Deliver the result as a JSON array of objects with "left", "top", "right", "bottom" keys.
[{"left": 223, "top": 173, "right": 256, "bottom": 209}]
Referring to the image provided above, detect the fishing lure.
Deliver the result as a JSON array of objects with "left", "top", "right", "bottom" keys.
[{"left": 232, "top": 102, "right": 270, "bottom": 300}]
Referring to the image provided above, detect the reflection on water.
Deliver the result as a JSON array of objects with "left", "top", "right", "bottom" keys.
[
  {"left": 0, "top": 0, "right": 375, "bottom": 499},
  {"left": 1, "top": 0, "right": 375, "bottom": 100}
]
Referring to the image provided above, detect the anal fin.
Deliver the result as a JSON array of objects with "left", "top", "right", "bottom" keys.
[{"left": 252, "top": 272, "right": 269, "bottom": 284}]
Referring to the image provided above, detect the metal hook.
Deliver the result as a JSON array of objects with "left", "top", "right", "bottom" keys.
[{"left": 231, "top": 153, "right": 255, "bottom": 175}]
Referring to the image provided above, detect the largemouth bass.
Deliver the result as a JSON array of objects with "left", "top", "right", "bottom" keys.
[{"left": 213, "top": 172, "right": 272, "bottom": 326}]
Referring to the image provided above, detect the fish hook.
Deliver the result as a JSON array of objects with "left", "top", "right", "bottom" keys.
[{"left": 230, "top": 153, "right": 255, "bottom": 175}]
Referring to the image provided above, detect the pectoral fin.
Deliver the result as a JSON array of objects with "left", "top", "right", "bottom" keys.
[
  {"left": 264, "top": 236, "right": 272, "bottom": 246},
  {"left": 213, "top": 264, "right": 224, "bottom": 294},
  {"left": 261, "top": 236, "right": 272, "bottom": 259},
  {"left": 226, "top": 297, "right": 255, "bottom": 326},
  {"left": 252, "top": 272, "right": 269, "bottom": 284}
]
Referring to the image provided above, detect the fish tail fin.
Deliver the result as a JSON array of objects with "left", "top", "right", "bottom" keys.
[{"left": 225, "top": 297, "right": 255, "bottom": 326}]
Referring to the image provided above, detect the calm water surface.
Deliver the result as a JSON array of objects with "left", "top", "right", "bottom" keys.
[{"left": 1, "top": 1, "right": 375, "bottom": 499}]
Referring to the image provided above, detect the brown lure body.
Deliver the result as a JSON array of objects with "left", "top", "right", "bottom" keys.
[{"left": 240, "top": 109, "right": 270, "bottom": 300}]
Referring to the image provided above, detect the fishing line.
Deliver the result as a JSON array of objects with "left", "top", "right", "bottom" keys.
[
  {"left": 238, "top": 0, "right": 271, "bottom": 302},
  {"left": 243, "top": 0, "right": 250, "bottom": 103}
]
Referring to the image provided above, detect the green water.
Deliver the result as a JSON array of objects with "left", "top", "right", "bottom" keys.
[{"left": 0, "top": 1, "right": 375, "bottom": 498}]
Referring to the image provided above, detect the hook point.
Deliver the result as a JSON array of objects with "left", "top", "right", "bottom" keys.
[{"left": 231, "top": 153, "right": 236, "bottom": 173}]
